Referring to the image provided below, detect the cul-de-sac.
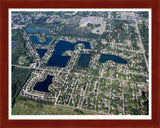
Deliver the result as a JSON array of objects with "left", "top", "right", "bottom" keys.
[{"left": 11, "top": 10, "right": 149, "bottom": 115}]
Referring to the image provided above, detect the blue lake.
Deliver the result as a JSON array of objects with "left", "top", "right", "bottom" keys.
[
  {"left": 30, "top": 35, "right": 53, "bottom": 45},
  {"left": 53, "top": 22, "right": 61, "bottom": 24},
  {"left": 75, "top": 41, "right": 91, "bottom": 49},
  {"left": 78, "top": 54, "right": 91, "bottom": 67},
  {"left": 36, "top": 49, "right": 47, "bottom": 58},
  {"left": 26, "top": 56, "right": 31, "bottom": 60},
  {"left": 47, "top": 40, "right": 91, "bottom": 67},
  {"left": 25, "top": 26, "right": 50, "bottom": 34},
  {"left": 99, "top": 54, "right": 127, "bottom": 64},
  {"left": 33, "top": 75, "right": 54, "bottom": 93}
]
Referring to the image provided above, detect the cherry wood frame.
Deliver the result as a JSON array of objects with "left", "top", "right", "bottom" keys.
[{"left": 0, "top": 0, "right": 160, "bottom": 128}]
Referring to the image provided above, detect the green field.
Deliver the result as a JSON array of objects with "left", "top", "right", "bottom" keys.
[
  {"left": 12, "top": 99, "right": 102, "bottom": 115},
  {"left": 12, "top": 66, "right": 33, "bottom": 107},
  {"left": 12, "top": 29, "right": 33, "bottom": 65}
]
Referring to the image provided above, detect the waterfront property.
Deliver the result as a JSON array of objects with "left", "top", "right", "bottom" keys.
[
  {"left": 33, "top": 75, "right": 54, "bottom": 93},
  {"left": 11, "top": 11, "right": 150, "bottom": 116},
  {"left": 47, "top": 40, "right": 91, "bottom": 67},
  {"left": 99, "top": 54, "right": 127, "bottom": 64},
  {"left": 30, "top": 35, "right": 53, "bottom": 45}
]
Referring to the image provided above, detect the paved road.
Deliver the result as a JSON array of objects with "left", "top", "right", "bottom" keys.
[
  {"left": 12, "top": 64, "right": 127, "bottom": 81},
  {"left": 134, "top": 13, "right": 149, "bottom": 72},
  {"left": 55, "top": 104, "right": 109, "bottom": 115}
]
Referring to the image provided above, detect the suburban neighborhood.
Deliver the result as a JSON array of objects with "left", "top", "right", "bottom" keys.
[{"left": 11, "top": 10, "right": 150, "bottom": 115}]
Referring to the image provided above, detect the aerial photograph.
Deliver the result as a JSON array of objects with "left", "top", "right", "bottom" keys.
[{"left": 10, "top": 9, "right": 150, "bottom": 117}]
